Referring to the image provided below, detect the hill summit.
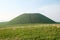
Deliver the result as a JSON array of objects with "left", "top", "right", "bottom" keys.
[{"left": 9, "top": 13, "right": 56, "bottom": 24}]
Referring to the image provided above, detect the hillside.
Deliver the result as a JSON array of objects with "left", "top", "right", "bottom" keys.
[{"left": 9, "top": 13, "right": 56, "bottom": 24}]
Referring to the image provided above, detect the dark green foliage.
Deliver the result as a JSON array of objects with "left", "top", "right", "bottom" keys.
[{"left": 9, "top": 13, "right": 56, "bottom": 24}]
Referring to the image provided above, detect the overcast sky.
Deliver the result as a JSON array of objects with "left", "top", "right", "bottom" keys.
[{"left": 0, "top": 0, "right": 60, "bottom": 22}]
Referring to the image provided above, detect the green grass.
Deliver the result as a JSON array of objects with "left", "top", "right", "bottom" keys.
[
  {"left": 0, "top": 24, "right": 60, "bottom": 40},
  {"left": 9, "top": 13, "right": 55, "bottom": 24}
]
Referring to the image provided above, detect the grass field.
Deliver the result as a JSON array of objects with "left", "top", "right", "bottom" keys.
[{"left": 0, "top": 24, "right": 60, "bottom": 40}]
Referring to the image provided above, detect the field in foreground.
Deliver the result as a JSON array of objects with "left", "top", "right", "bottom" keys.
[{"left": 0, "top": 24, "right": 60, "bottom": 40}]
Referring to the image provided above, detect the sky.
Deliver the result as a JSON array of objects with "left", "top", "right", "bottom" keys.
[{"left": 0, "top": 0, "right": 60, "bottom": 22}]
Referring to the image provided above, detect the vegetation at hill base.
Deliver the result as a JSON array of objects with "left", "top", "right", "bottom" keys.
[{"left": 0, "top": 24, "right": 60, "bottom": 40}]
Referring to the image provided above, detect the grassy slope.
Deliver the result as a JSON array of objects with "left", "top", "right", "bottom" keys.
[
  {"left": 9, "top": 13, "right": 55, "bottom": 24},
  {"left": 0, "top": 24, "right": 60, "bottom": 40}
]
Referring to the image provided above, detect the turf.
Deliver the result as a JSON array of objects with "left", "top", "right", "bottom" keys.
[{"left": 0, "top": 24, "right": 60, "bottom": 40}]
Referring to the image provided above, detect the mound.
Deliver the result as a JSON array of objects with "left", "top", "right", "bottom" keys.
[{"left": 9, "top": 13, "right": 56, "bottom": 24}]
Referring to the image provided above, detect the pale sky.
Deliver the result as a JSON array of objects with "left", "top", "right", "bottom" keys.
[{"left": 0, "top": 0, "right": 60, "bottom": 22}]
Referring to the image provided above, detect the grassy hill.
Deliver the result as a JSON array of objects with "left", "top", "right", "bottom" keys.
[
  {"left": 0, "top": 13, "right": 59, "bottom": 40},
  {"left": 9, "top": 13, "right": 56, "bottom": 24}
]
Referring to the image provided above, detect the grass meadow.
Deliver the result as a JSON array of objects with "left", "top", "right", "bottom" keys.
[{"left": 0, "top": 24, "right": 60, "bottom": 40}]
